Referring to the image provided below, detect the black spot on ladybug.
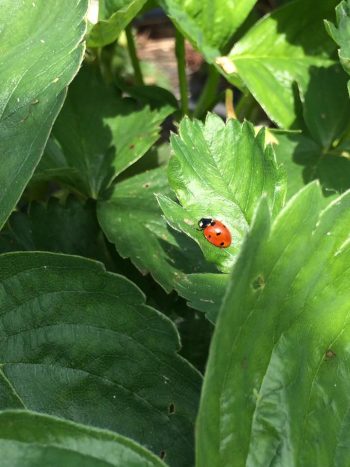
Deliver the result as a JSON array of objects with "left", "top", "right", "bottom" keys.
[
  {"left": 208, "top": 235, "right": 211, "bottom": 238},
  {"left": 160, "top": 450, "right": 166, "bottom": 460},
  {"left": 252, "top": 274, "right": 265, "bottom": 291},
  {"left": 211, "top": 221, "right": 216, "bottom": 226},
  {"left": 220, "top": 242, "right": 224, "bottom": 246},
  {"left": 168, "top": 402, "right": 175, "bottom": 414},
  {"left": 216, "top": 232, "right": 221, "bottom": 236}
]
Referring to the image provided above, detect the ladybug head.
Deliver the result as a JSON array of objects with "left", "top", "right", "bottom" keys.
[{"left": 198, "top": 218, "right": 214, "bottom": 229}]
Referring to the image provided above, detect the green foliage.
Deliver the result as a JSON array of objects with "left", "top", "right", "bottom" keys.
[
  {"left": 0, "top": 197, "right": 115, "bottom": 269},
  {"left": 0, "top": 410, "right": 166, "bottom": 467},
  {"left": 0, "top": 0, "right": 87, "bottom": 229},
  {"left": 325, "top": 0, "right": 350, "bottom": 80},
  {"left": 88, "top": 0, "right": 148, "bottom": 47},
  {"left": 274, "top": 64, "right": 350, "bottom": 198},
  {"left": 197, "top": 183, "right": 350, "bottom": 466},
  {"left": 221, "top": 0, "right": 337, "bottom": 127},
  {"left": 98, "top": 167, "right": 215, "bottom": 291},
  {"left": 37, "top": 65, "right": 173, "bottom": 198},
  {"left": 159, "top": 114, "right": 286, "bottom": 272},
  {"left": 3, "top": 0, "right": 350, "bottom": 465},
  {"left": 0, "top": 252, "right": 200, "bottom": 466},
  {"left": 159, "top": 0, "right": 257, "bottom": 60}
]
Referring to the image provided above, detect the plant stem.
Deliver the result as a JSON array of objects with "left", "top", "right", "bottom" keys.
[
  {"left": 225, "top": 89, "right": 237, "bottom": 120},
  {"left": 125, "top": 24, "right": 144, "bottom": 86},
  {"left": 175, "top": 29, "right": 189, "bottom": 116},
  {"left": 193, "top": 65, "right": 220, "bottom": 119}
]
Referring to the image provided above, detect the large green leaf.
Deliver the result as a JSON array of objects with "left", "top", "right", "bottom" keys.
[
  {"left": 325, "top": 0, "right": 350, "bottom": 79},
  {"left": 273, "top": 64, "right": 350, "bottom": 199},
  {"left": 197, "top": 183, "right": 350, "bottom": 466},
  {"left": 0, "top": 0, "right": 87, "bottom": 229},
  {"left": 98, "top": 166, "right": 215, "bottom": 293},
  {"left": 88, "top": 0, "right": 147, "bottom": 48},
  {"left": 0, "top": 252, "right": 201, "bottom": 467},
  {"left": 159, "top": 114, "right": 286, "bottom": 272},
  {"left": 0, "top": 410, "right": 165, "bottom": 467},
  {"left": 220, "top": 0, "right": 337, "bottom": 127},
  {"left": 159, "top": 0, "right": 257, "bottom": 60},
  {"left": 39, "top": 66, "right": 172, "bottom": 198}
]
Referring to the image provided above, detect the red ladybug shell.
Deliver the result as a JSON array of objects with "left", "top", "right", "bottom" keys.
[{"left": 198, "top": 218, "right": 232, "bottom": 248}]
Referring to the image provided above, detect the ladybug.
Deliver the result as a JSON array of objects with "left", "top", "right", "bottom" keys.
[{"left": 198, "top": 218, "right": 232, "bottom": 248}]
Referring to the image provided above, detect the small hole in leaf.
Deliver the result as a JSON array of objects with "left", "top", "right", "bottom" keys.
[
  {"left": 129, "top": 144, "right": 135, "bottom": 149},
  {"left": 143, "top": 183, "right": 150, "bottom": 188},
  {"left": 252, "top": 274, "right": 265, "bottom": 291},
  {"left": 168, "top": 402, "right": 175, "bottom": 414},
  {"left": 325, "top": 349, "right": 336, "bottom": 360},
  {"left": 160, "top": 450, "right": 166, "bottom": 460}
]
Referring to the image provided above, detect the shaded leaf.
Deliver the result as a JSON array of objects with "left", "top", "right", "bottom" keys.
[
  {"left": 160, "top": 114, "right": 285, "bottom": 272},
  {"left": 159, "top": 0, "right": 257, "bottom": 61},
  {"left": 0, "top": 252, "right": 201, "bottom": 467},
  {"left": 222, "top": 0, "right": 337, "bottom": 127},
  {"left": 0, "top": 197, "right": 115, "bottom": 270},
  {"left": 273, "top": 65, "right": 350, "bottom": 198},
  {"left": 0, "top": 0, "right": 87, "bottom": 228},
  {"left": 38, "top": 66, "right": 173, "bottom": 198},
  {"left": 0, "top": 410, "right": 166, "bottom": 467},
  {"left": 300, "top": 65, "right": 350, "bottom": 149},
  {"left": 197, "top": 183, "right": 350, "bottom": 466}
]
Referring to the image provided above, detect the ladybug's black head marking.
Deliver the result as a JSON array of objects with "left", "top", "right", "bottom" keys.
[{"left": 198, "top": 218, "right": 214, "bottom": 229}]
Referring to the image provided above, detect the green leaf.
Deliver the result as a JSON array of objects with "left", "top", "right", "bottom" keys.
[
  {"left": 222, "top": 0, "right": 337, "bottom": 127},
  {"left": 0, "top": 410, "right": 166, "bottom": 467},
  {"left": 0, "top": 0, "right": 87, "bottom": 229},
  {"left": 197, "top": 182, "right": 350, "bottom": 466},
  {"left": 44, "top": 66, "right": 172, "bottom": 198},
  {"left": 0, "top": 252, "right": 201, "bottom": 467},
  {"left": 273, "top": 64, "right": 350, "bottom": 198},
  {"left": 160, "top": 114, "right": 285, "bottom": 272},
  {"left": 0, "top": 197, "right": 115, "bottom": 270},
  {"left": 98, "top": 166, "right": 215, "bottom": 293},
  {"left": 88, "top": 0, "right": 147, "bottom": 48},
  {"left": 174, "top": 273, "right": 228, "bottom": 323},
  {"left": 273, "top": 132, "right": 319, "bottom": 199},
  {"left": 159, "top": 0, "right": 257, "bottom": 60},
  {"left": 300, "top": 65, "right": 350, "bottom": 149},
  {"left": 325, "top": 0, "right": 350, "bottom": 78}
]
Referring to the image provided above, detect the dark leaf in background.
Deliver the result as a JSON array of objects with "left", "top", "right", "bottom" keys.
[{"left": 36, "top": 66, "right": 174, "bottom": 198}]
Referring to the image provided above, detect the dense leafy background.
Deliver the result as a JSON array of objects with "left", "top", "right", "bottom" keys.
[
  {"left": 2, "top": 0, "right": 350, "bottom": 465},
  {"left": 36, "top": 65, "right": 173, "bottom": 198}
]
